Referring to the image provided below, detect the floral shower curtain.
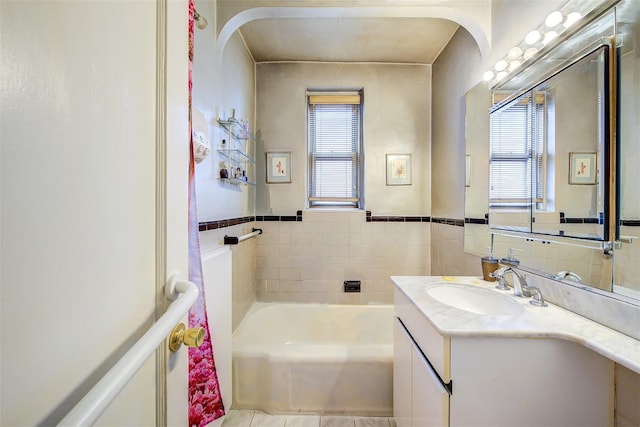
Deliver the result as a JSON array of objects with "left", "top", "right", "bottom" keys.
[{"left": 187, "top": 1, "right": 225, "bottom": 425}]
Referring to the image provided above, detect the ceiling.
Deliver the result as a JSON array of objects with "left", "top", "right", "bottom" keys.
[{"left": 238, "top": 17, "right": 460, "bottom": 64}]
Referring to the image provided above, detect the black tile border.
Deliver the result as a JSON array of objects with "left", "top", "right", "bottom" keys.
[
  {"left": 621, "top": 220, "right": 640, "bottom": 226},
  {"left": 200, "top": 211, "right": 477, "bottom": 230},
  {"left": 560, "top": 217, "right": 602, "bottom": 224},
  {"left": 198, "top": 215, "right": 255, "bottom": 232},
  {"left": 431, "top": 217, "right": 465, "bottom": 227},
  {"left": 465, "top": 217, "right": 488, "bottom": 224},
  {"left": 365, "top": 210, "right": 431, "bottom": 223}
]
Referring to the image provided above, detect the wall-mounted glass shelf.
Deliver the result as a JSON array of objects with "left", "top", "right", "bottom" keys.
[
  {"left": 217, "top": 119, "right": 256, "bottom": 142},
  {"left": 218, "top": 177, "right": 256, "bottom": 186},
  {"left": 217, "top": 148, "right": 255, "bottom": 164}
]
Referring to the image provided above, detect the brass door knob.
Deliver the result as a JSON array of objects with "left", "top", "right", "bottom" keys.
[{"left": 168, "top": 323, "right": 205, "bottom": 352}]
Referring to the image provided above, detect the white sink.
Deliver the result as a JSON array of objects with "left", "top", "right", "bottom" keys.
[{"left": 426, "top": 284, "right": 525, "bottom": 316}]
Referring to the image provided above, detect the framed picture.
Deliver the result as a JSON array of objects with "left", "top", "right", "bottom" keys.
[
  {"left": 386, "top": 154, "right": 412, "bottom": 186},
  {"left": 266, "top": 151, "right": 292, "bottom": 183},
  {"left": 569, "top": 152, "right": 597, "bottom": 185}
]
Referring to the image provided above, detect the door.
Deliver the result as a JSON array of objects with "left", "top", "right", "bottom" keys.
[{"left": 0, "top": 1, "right": 190, "bottom": 425}]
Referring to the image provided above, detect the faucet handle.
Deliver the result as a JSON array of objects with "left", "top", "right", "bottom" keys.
[
  {"left": 527, "top": 286, "right": 548, "bottom": 307},
  {"left": 491, "top": 267, "right": 510, "bottom": 291}
]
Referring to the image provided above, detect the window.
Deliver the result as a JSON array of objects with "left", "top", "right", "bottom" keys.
[
  {"left": 489, "top": 92, "right": 545, "bottom": 208},
  {"left": 307, "top": 91, "right": 363, "bottom": 208}
]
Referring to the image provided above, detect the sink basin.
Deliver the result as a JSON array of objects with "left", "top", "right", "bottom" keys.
[{"left": 426, "top": 284, "right": 525, "bottom": 316}]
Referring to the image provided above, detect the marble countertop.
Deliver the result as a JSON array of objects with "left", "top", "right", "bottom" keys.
[{"left": 391, "top": 275, "right": 640, "bottom": 374}]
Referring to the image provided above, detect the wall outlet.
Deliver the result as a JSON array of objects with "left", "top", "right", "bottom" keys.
[{"left": 344, "top": 280, "right": 361, "bottom": 293}]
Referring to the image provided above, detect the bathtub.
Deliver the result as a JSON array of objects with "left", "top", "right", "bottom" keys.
[{"left": 232, "top": 302, "right": 394, "bottom": 416}]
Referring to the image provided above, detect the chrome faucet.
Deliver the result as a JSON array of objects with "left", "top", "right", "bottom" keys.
[
  {"left": 554, "top": 270, "right": 582, "bottom": 283},
  {"left": 491, "top": 267, "right": 547, "bottom": 307}
]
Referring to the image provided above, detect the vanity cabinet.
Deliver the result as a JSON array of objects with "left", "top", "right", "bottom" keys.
[
  {"left": 394, "top": 318, "right": 449, "bottom": 427},
  {"left": 393, "top": 288, "right": 615, "bottom": 427}
]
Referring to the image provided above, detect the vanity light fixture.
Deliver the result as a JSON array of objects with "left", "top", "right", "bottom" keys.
[
  {"left": 483, "top": 70, "right": 495, "bottom": 81},
  {"left": 545, "top": 10, "right": 564, "bottom": 28},
  {"left": 480, "top": 0, "right": 601, "bottom": 87},
  {"left": 564, "top": 12, "right": 582, "bottom": 28},
  {"left": 525, "top": 30, "right": 542, "bottom": 45},
  {"left": 524, "top": 47, "right": 538, "bottom": 60},
  {"left": 543, "top": 31, "right": 559, "bottom": 45},
  {"left": 496, "top": 71, "right": 508, "bottom": 81},
  {"left": 508, "top": 46, "right": 523, "bottom": 59}
]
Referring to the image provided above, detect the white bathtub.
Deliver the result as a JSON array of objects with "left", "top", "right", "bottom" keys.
[{"left": 232, "top": 302, "right": 394, "bottom": 416}]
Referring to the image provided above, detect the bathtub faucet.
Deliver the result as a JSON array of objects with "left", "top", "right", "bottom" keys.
[{"left": 491, "top": 267, "right": 547, "bottom": 307}]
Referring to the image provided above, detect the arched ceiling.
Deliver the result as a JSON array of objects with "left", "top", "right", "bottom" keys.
[
  {"left": 239, "top": 16, "right": 460, "bottom": 64},
  {"left": 212, "top": 2, "right": 491, "bottom": 64}
]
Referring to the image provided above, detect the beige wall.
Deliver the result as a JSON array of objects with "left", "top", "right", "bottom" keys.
[
  {"left": 193, "top": 22, "right": 256, "bottom": 223},
  {"left": 256, "top": 62, "right": 431, "bottom": 216},
  {"left": 431, "top": 27, "right": 483, "bottom": 219},
  {"left": 193, "top": 21, "right": 258, "bottom": 326}
]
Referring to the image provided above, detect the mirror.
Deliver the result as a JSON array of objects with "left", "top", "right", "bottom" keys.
[
  {"left": 464, "top": 0, "right": 640, "bottom": 300},
  {"left": 489, "top": 46, "right": 610, "bottom": 241}
]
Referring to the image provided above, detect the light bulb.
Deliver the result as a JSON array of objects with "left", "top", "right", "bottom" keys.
[
  {"left": 545, "top": 11, "right": 563, "bottom": 28},
  {"left": 543, "top": 31, "right": 558, "bottom": 45},
  {"left": 524, "top": 47, "right": 538, "bottom": 60},
  {"left": 564, "top": 12, "right": 581, "bottom": 28},
  {"left": 508, "top": 47, "right": 523, "bottom": 60},
  {"left": 483, "top": 70, "right": 495, "bottom": 81},
  {"left": 194, "top": 10, "right": 208, "bottom": 30},
  {"left": 525, "top": 30, "right": 541, "bottom": 45},
  {"left": 495, "top": 60, "right": 507, "bottom": 72}
]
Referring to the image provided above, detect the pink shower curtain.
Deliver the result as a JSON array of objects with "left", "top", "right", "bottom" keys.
[{"left": 187, "top": 1, "right": 225, "bottom": 425}]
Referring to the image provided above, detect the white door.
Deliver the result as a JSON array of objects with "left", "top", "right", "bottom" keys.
[{"left": 0, "top": 1, "right": 190, "bottom": 425}]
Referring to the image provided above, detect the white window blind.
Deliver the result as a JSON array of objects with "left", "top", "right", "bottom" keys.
[
  {"left": 307, "top": 92, "right": 363, "bottom": 208},
  {"left": 489, "top": 93, "right": 545, "bottom": 207}
]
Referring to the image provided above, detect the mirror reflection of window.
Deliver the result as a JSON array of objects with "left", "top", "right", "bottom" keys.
[{"left": 489, "top": 92, "right": 546, "bottom": 211}]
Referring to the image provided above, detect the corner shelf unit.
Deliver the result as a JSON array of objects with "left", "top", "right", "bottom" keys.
[{"left": 217, "top": 118, "right": 256, "bottom": 187}]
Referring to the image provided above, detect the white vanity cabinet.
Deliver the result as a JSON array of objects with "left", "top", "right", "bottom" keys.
[
  {"left": 394, "top": 287, "right": 615, "bottom": 427},
  {"left": 394, "top": 318, "right": 449, "bottom": 427}
]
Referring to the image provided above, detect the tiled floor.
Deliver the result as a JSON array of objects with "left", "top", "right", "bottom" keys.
[{"left": 221, "top": 410, "right": 396, "bottom": 427}]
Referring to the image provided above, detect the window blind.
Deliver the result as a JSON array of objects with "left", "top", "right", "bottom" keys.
[
  {"left": 490, "top": 93, "right": 545, "bottom": 207},
  {"left": 307, "top": 93, "right": 362, "bottom": 207}
]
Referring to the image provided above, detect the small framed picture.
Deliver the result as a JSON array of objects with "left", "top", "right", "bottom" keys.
[
  {"left": 569, "top": 152, "right": 597, "bottom": 185},
  {"left": 386, "top": 154, "right": 412, "bottom": 186},
  {"left": 266, "top": 151, "right": 292, "bottom": 184}
]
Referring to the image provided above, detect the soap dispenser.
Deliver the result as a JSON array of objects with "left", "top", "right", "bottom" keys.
[
  {"left": 481, "top": 247, "right": 499, "bottom": 282},
  {"left": 500, "top": 248, "right": 520, "bottom": 266}
]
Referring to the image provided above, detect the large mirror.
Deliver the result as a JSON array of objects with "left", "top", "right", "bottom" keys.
[
  {"left": 464, "top": 0, "right": 640, "bottom": 300},
  {"left": 489, "top": 45, "right": 610, "bottom": 241}
]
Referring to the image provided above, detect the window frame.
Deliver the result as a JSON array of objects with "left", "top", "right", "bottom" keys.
[{"left": 306, "top": 90, "right": 364, "bottom": 209}]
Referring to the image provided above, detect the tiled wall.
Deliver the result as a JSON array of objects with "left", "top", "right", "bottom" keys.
[
  {"left": 255, "top": 210, "right": 431, "bottom": 304},
  {"left": 430, "top": 221, "right": 482, "bottom": 277}
]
